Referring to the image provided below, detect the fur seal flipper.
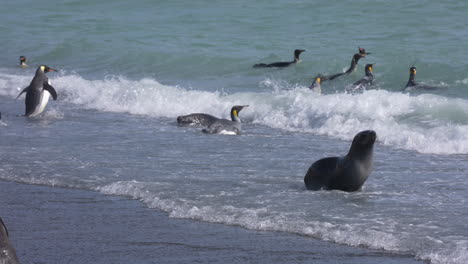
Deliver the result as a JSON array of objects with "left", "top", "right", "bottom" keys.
[{"left": 304, "top": 130, "right": 377, "bottom": 192}]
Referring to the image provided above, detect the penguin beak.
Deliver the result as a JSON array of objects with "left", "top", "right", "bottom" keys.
[{"left": 47, "top": 68, "right": 57, "bottom": 72}]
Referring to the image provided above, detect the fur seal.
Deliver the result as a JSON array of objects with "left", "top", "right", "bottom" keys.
[
  {"left": 177, "top": 113, "right": 219, "bottom": 127},
  {"left": 202, "top": 105, "right": 248, "bottom": 135},
  {"left": 304, "top": 130, "right": 377, "bottom": 192},
  {"left": 16, "top": 65, "right": 58, "bottom": 117},
  {"left": 253, "top": 49, "right": 305, "bottom": 68},
  {"left": 0, "top": 217, "right": 21, "bottom": 264}
]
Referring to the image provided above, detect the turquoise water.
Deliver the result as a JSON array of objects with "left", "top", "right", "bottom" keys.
[{"left": 1, "top": 1, "right": 468, "bottom": 264}]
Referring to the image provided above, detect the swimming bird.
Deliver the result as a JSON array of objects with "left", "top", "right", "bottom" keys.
[
  {"left": 253, "top": 49, "right": 305, "bottom": 68},
  {"left": 348, "top": 64, "right": 374, "bottom": 92},
  {"left": 16, "top": 65, "right": 58, "bottom": 117},
  {"left": 0, "top": 217, "right": 21, "bottom": 264},
  {"left": 309, "top": 76, "right": 322, "bottom": 94},
  {"left": 404, "top": 66, "right": 438, "bottom": 91},
  {"left": 19, "top": 56, "right": 27, "bottom": 68},
  {"left": 202, "top": 105, "right": 248, "bottom": 135},
  {"left": 177, "top": 113, "right": 219, "bottom": 127},
  {"left": 321, "top": 47, "right": 371, "bottom": 81}
]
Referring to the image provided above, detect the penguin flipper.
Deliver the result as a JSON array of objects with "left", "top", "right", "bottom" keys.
[
  {"left": 43, "top": 83, "right": 58, "bottom": 100},
  {"left": 15, "top": 86, "right": 29, "bottom": 100}
]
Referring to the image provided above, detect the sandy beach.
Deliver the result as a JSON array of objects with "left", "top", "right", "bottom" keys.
[{"left": 0, "top": 180, "right": 425, "bottom": 264}]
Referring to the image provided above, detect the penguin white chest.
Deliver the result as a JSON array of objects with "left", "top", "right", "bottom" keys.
[{"left": 29, "top": 90, "right": 51, "bottom": 117}]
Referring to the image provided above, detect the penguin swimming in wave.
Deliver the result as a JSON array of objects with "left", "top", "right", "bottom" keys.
[
  {"left": 19, "top": 56, "right": 28, "bottom": 68},
  {"left": 404, "top": 66, "right": 438, "bottom": 91},
  {"left": 321, "top": 47, "right": 371, "bottom": 81},
  {"left": 253, "top": 49, "right": 305, "bottom": 68},
  {"left": 202, "top": 105, "right": 248, "bottom": 135},
  {"left": 16, "top": 65, "right": 58, "bottom": 117},
  {"left": 309, "top": 76, "right": 322, "bottom": 94},
  {"left": 347, "top": 64, "right": 374, "bottom": 93}
]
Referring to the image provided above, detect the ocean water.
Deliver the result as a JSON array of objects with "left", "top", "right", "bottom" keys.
[{"left": 1, "top": 0, "right": 467, "bottom": 263}]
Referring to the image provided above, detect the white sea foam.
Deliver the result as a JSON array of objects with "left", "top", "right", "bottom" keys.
[
  {"left": 1, "top": 72, "right": 467, "bottom": 155},
  {"left": 97, "top": 180, "right": 466, "bottom": 264}
]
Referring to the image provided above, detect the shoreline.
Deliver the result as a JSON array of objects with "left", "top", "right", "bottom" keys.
[{"left": 0, "top": 180, "right": 425, "bottom": 264}]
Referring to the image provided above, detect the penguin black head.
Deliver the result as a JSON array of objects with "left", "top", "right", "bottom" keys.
[
  {"left": 19, "top": 56, "right": 27, "bottom": 67},
  {"left": 358, "top": 47, "right": 371, "bottom": 55},
  {"left": 365, "top": 64, "right": 374, "bottom": 73},
  {"left": 409, "top": 66, "right": 417, "bottom": 75},
  {"left": 294, "top": 49, "right": 305, "bottom": 60},
  {"left": 39, "top": 65, "right": 57, "bottom": 73},
  {"left": 231, "top": 105, "right": 248, "bottom": 117}
]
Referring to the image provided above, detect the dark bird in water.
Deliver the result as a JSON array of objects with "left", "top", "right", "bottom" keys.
[
  {"left": 404, "top": 66, "right": 438, "bottom": 91},
  {"left": 202, "top": 105, "right": 248, "bottom": 135},
  {"left": 253, "top": 49, "right": 305, "bottom": 68},
  {"left": 16, "top": 65, "right": 58, "bottom": 117},
  {"left": 321, "top": 47, "right": 371, "bottom": 81},
  {"left": 309, "top": 76, "right": 322, "bottom": 94},
  {"left": 19, "top": 56, "right": 27, "bottom": 68},
  {"left": 0, "top": 217, "right": 21, "bottom": 264},
  {"left": 177, "top": 113, "right": 219, "bottom": 127},
  {"left": 348, "top": 64, "right": 374, "bottom": 92}
]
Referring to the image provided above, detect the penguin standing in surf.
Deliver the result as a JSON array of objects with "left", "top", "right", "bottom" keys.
[{"left": 16, "top": 65, "right": 58, "bottom": 117}]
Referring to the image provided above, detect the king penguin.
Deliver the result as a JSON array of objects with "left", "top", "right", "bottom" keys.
[
  {"left": 348, "top": 64, "right": 374, "bottom": 93},
  {"left": 202, "top": 105, "right": 248, "bottom": 135},
  {"left": 321, "top": 47, "right": 371, "bottom": 81},
  {"left": 309, "top": 76, "right": 322, "bottom": 94},
  {"left": 16, "top": 65, "right": 58, "bottom": 117},
  {"left": 0, "top": 217, "right": 21, "bottom": 264},
  {"left": 404, "top": 66, "right": 438, "bottom": 91},
  {"left": 19, "top": 56, "right": 28, "bottom": 68}
]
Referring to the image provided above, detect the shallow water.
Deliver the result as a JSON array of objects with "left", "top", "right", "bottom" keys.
[{"left": 1, "top": 1, "right": 467, "bottom": 264}]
